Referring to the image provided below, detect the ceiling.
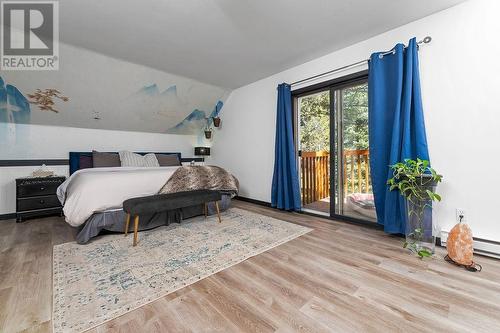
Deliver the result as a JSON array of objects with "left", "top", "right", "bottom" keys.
[{"left": 60, "top": 0, "right": 467, "bottom": 88}]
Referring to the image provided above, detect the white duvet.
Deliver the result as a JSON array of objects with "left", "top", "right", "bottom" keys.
[{"left": 57, "top": 166, "right": 179, "bottom": 227}]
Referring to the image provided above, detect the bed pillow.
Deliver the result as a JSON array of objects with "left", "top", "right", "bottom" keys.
[
  {"left": 79, "top": 155, "right": 93, "bottom": 170},
  {"left": 92, "top": 151, "right": 121, "bottom": 168},
  {"left": 119, "top": 151, "right": 159, "bottom": 167},
  {"left": 155, "top": 153, "right": 180, "bottom": 166}
]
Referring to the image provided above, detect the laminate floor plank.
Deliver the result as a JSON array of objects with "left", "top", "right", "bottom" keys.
[
  {"left": 214, "top": 267, "right": 333, "bottom": 333},
  {"left": 191, "top": 277, "right": 277, "bottom": 333},
  {"left": 167, "top": 288, "right": 242, "bottom": 333},
  {"left": 1, "top": 200, "right": 500, "bottom": 332}
]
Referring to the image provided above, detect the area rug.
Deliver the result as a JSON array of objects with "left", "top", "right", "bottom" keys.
[{"left": 52, "top": 207, "right": 312, "bottom": 332}]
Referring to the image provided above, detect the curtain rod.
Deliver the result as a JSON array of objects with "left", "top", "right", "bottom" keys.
[{"left": 290, "top": 36, "right": 432, "bottom": 87}]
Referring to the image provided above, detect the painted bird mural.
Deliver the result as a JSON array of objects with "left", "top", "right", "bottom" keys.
[{"left": 27, "top": 88, "right": 69, "bottom": 113}]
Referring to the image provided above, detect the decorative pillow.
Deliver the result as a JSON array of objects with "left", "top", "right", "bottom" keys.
[
  {"left": 155, "top": 154, "right": 180, "bottom": 166},
  {"left": 79, "top": 155, "right": 93, "bottom": 170},
  {"left": 92, "top": 151, "right": 121, "bottom": 168},
  {"left": 119, "top": 151, "right": 159, "bottom": 167}
]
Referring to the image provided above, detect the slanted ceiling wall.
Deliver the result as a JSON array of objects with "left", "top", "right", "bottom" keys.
[
  {"left": 213, "top": 0, "right": 500, "bottom": 242},
  {"left": 1, "top": 40, "right": 231, "bottom": 159},
  {"left": 0, "top": 41, "right": 228, "bottom": 215}
]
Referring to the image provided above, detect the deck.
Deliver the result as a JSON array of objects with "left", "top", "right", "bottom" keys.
[{"left": 300, "top": 150, "right": 376, "bottom": 222}]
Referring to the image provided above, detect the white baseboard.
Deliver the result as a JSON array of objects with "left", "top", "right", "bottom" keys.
[
  {"left": 440, "top": 230, "right": 500, "bottom": 259},
  {"left": 472, "top": 239, "right": 500, "bottom": 259}
]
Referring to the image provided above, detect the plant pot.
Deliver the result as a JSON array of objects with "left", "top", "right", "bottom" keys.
[
  {"left": 405, "top": 181, "right": 437, "bottom": 256},
  {"left": 204, "top": 130, "right": 212, "bottom": 139},
  {"left": 400, "top": 174, "right": 439, "bottom": 187},
  {"left": 212, "top": 117, "right": 221, "bottom": 127},
  {"left": 416, "top": 174, "right": 439, "bottom": 187}
]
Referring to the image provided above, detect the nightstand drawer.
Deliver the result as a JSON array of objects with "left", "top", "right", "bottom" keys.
[
  {"left": 17, "top": 195, "right": 61, "bottom": 211},
  {"left": 17, "top": 178, "right": 65, "bottom": 198}
]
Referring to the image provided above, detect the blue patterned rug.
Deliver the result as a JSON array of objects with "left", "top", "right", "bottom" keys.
[{"left": 53, "top": 207, "right": 312, "bottom": 332}]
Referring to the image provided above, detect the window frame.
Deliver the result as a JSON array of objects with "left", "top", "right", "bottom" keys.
[{"left": 292, "top": 70, "right": 381, "bottom": 228}]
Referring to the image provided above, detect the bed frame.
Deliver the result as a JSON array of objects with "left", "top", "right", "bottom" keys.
[{"left": 69, "top": 151, "right": 182, "bottom": 175}]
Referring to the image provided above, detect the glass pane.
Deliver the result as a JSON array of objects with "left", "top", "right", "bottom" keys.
[
  {"left": 298, "top": 91, "right": 330, "bottom": 215},
  {"left": 339, "top": 83, "right": 376, "bottom": 222}
]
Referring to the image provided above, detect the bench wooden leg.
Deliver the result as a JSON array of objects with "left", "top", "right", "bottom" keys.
[
  {"left": 204, "top": 202, "right": 207, "bottom": 218},
  {"left": 133, "top": 215, "right": 139, "bottom": 246},
  {"left": 215, "top": 201, "right": 221, "bottom": 223},
  {"left": 124, "top": 213, "right": 130, "bottom": 236}
]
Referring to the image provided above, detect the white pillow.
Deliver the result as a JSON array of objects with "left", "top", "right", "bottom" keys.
[{"left": 119, "top": 151, "right": 159, "bottom": 167}]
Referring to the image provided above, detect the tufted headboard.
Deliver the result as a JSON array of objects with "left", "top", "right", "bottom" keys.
[{"left": 69, "top": 151, "right": 182, "bottom": 175}]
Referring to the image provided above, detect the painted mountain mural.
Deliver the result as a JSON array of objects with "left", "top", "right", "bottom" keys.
[
  {"left": 0, "top": 76, "right": 31, "bottom": 144},
  {"left": 0, "top": 68, "right": 229, "bottom": 135},
  {"left": 167, "top": 100, "right": 223, "bottom": 134},
  {"left": 0, "top": 76, "right": 31, "bottom": 125},
  {"left": 128, "top": 84, "right": 227, "bottom": 134},
  {"left": 130, "top": 84, "right": 188, "bottom": 127}
]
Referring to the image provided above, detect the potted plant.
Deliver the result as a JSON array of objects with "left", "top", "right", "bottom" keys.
[
  {"left": 387, "top": 158, "right": 443, "bottom": 258},
  {"left": 204, "top": 118, "right": 213, "bottom": 139},
  {"left": 212, "top": 116, "right": 221, "bottom": 127}
]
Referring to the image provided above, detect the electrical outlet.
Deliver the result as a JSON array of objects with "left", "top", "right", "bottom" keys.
[{"left": 456, "top": 208, "right": 466, "bottom": 222}]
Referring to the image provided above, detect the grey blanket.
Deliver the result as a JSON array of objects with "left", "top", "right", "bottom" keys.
[
  {"left": 159, "top": 165, "right": 239, "bottom": 197},
  {"left": 75, "top": 195, "right": 232, "bottom": 244}
]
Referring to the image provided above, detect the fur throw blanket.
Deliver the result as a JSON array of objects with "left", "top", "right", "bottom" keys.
[{"left": 159, "top": 166, "right": 239, "bottom": 197}]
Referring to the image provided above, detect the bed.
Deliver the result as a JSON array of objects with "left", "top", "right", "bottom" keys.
[{"left": 58, "top": 152, "right": 232, "bottom": 244}]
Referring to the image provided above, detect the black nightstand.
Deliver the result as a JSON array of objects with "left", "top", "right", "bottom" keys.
[{"left": 16, "top": 176, "right": 66, "bottom": 222}]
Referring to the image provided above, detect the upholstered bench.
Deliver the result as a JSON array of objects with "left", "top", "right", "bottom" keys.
[{"left": 123, "top": 189, "right": 223, "bottom": 246}]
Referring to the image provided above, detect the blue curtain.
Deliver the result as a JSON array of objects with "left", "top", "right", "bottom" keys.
[
  {"left": 368, "top": 38, "right": 430, "bottom": 234},
  {"left": 271, "top": 83, "right": 301, "bottom": 211}
]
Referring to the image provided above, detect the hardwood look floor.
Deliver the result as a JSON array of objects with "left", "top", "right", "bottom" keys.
[{"left": 2, "top": 201, "right": 500, "bottom": 332}]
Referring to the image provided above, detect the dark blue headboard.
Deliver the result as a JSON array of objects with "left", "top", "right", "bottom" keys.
[{"left": 69, "top": 151, "right": 182, "bottom": 175}]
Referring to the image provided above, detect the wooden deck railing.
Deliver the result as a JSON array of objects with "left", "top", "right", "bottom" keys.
[
  {"left": 300, "top": 151, "right": 330, "bottom": 205},
  {"left": 300, "top": 149, "right": 371, "bottom": 205},
  {"left": 343, "top": 149, "right": 371, "bottom": 197}
]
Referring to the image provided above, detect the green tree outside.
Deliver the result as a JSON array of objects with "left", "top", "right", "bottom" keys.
[{"left": 299, "top": 83, "right": 368, "bottom": 152}]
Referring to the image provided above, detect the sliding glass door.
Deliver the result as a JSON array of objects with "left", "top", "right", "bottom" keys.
[
  {"left": 296, "top": 73, "right": 376, "bottom": 224},
  {"left": 297, "top": 90, "right": 330, "bottom": 215},
  {"left": 332, "top": 81, "right": 376, "bottom": 222}
]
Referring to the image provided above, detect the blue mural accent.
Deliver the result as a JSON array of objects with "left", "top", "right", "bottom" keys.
[
  {"left": 138, "top": 83, "right": 160, "bottom": 96},
  {"left": 167, "top": 100, "right": 223, "bottom": 135},
  {"left": 132, "top": 84, "right": 188, "bottom": 126},
  {"left": 0, "top": 76, "right": 31, "bottom": 125},
  {"left": 166, "top": 109, "right": 208, "bottom": 134},
  {"left": 207, "top": 100, "right": 223, "bottom": 128},
  {"left": 0, "top": 76, "right": 31, "bottom": 145},
  {"left": 162, "top": 85, "right": 177, "bottom": 96},
  {"left": 136, "top": 84, "right": 177, "bottom": 98},
  {"left": 209, "top": 100, "right": 223, "bottom": 118},
  {"left": 0, "top": 77, "right": 6, "bottom": 124}
]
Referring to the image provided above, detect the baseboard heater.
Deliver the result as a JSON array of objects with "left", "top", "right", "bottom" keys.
[{"left": 440, "top": 231, "right": 500, "bottom": 259}]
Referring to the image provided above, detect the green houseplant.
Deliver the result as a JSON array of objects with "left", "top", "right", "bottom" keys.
[{"left": 387, "top": 158, "right": 442, "bottom": 258}]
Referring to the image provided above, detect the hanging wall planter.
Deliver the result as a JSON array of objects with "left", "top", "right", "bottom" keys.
[
  {"left": 204, "top": 130, "right": 212, "bottom": 139},
  {"left": 212, "top": 117, "right": 221, "bottom": 128}
]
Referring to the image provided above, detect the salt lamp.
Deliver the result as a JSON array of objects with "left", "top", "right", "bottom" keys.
[{"left": 447, "top": 222, "right": 474, "bottom": 266}]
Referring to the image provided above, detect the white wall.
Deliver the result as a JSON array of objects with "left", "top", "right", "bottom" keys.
[
  {"left": 213, "top": 0, "right": 500, "bottom": 241},
  {"left": 0, "top": 123, "right": 199, "bottom": 214},
  {"left": 1, "top": 123, "right": 198, "bottom": 160}
]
